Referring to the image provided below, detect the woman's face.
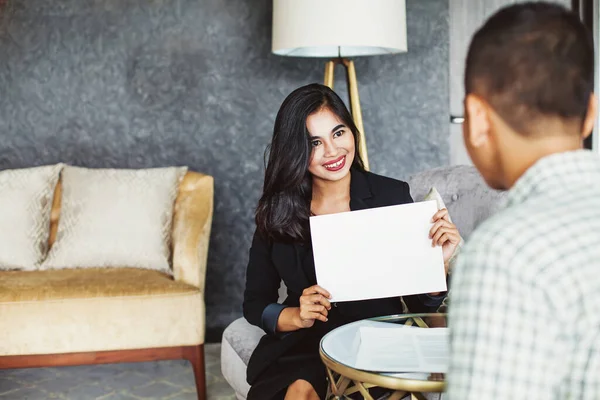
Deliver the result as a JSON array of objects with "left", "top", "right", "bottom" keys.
[{"left": 306, "top": 108, "right": 355, "bottom": 182}]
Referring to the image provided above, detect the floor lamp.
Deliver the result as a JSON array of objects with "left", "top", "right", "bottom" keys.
[{"left": 272, "top": 0, "right": 407, "bottom": 171}]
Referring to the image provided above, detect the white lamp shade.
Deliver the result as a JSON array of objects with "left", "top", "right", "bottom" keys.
[{"left": 272, "top": 0, "right": 407, "bottom": 58}]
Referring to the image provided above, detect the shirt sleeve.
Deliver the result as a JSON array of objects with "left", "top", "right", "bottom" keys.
[
  {"left": 447, "top": 234, "right": 558, "bottom": 399},
  {"left": 437, "top": 292, "right": 449, "bottom": 314},
  {"left": 435, "top": 242, "right": 463, "bottom": 313},
  {"left": 418, "top": 292, "right": 447, "bottom": 309},
  {"left": 260, "top": 303, "right": 288, "bottom": 335}
]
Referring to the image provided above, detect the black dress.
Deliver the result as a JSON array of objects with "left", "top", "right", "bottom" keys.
[{"left": 243, "top": 169, "right": 445, "bottom": 400}]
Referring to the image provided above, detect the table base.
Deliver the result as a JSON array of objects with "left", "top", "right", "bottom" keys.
[{"left": 325, "top": 366, "right": 430, "bottom": 400}]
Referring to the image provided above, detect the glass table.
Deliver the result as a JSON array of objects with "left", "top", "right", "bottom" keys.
[{"left": 319, "top": 313, "right": 447, "bottom": 400}]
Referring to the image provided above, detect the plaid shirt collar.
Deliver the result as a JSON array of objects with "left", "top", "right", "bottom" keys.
[{"left": 505, "top": 149, "right": 600, "bottom": 208}]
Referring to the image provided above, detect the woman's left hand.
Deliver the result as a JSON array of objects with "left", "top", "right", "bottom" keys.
[{"left": 430, "top": 208, "right": 462, "bottom": 273}]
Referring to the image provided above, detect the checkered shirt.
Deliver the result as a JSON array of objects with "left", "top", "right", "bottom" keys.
[{"left": 447, "top": 150, "right": 600, "bottom": 400}]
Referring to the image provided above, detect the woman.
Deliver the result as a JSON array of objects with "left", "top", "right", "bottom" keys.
[{"left": 243, "top": 84, "right": 460, "bottom": 400}]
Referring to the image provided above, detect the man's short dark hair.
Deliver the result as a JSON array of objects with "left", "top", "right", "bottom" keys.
[{"left": 465, "top": 2, "right": 594, "bottom": 135}]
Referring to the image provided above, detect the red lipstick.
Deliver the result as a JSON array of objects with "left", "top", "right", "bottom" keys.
[{"left": 323, "top": 155, "right": 346, "bottom": 172}]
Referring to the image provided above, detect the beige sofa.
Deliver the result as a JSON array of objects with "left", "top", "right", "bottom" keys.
[{"left": 0, "top": 170, "right": 214, "bottom": 400}]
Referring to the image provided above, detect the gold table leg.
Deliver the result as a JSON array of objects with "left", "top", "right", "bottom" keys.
[
  {"left": 388, "top": 391, "right": 408, "bottom": 400},
  {"left": 344, "top": 382, "right": 376, "bottom": 396},
  {"left": 325, "top": 360, "right": 439, "bottom": 400},
  {"left": 413, "top": 317, "right": 429, "bottom": 329},
  {"left": 354, "top": 381, "right": 375, "bottom": 400}
]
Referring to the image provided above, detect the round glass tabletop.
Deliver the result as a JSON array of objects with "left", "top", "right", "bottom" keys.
[{"left": 319, "top": 313, "right": 447, "bottom": 392}]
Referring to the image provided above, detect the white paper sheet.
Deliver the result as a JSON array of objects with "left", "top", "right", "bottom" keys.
[
  {"left": 355, "top": 326, "right": 449, "bottom": 373},
  {"left": 309, "top": 200, "right": 446, "bottom": 302}
]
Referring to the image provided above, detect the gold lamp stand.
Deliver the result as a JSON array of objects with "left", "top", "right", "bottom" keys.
[{"left": 323, "top": 59, "right": 370, "bottom": 171}]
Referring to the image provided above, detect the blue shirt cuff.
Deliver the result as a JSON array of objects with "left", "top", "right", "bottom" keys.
[
  {"left": 418, "top": 292, "right": 447, "bottom": 309},
  {"left": 261, "top": 303, "right": 288, "bottom": 335}
]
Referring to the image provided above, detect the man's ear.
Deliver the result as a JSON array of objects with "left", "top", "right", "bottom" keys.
[
  {"left": 464, "top": 94, "right": 491, "bottom": 148},
  {"left": 582, "top": 93, "right": 597, "bottom": 140}
]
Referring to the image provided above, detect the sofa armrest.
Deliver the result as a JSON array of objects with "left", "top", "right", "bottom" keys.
[{"left": 171, "top": 172, "right": 214, "bottom": 291}]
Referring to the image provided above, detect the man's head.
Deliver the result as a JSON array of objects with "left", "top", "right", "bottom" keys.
[{"left": 463, "top": 2, "right": 596, "bottom": 190}]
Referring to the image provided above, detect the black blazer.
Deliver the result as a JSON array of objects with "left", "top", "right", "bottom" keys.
[{"left": 243, "top": 168, "right": 438, "bottom": 384}]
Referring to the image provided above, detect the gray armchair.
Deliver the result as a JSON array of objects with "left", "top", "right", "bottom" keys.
[{"left": 221, "top": 165, "right": 507, "bottom": 399}]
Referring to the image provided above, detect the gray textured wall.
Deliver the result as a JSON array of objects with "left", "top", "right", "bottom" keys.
[{"left": 0, "top": 0, "right": 449, "bottom": 340}]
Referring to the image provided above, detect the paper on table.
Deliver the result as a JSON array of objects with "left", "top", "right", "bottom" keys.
[
  {"left": 355, "top": 326, "right": 449, "bottom": 373},
  {"left": 309, "top": 200, "right": 446, "bottom": 302}
]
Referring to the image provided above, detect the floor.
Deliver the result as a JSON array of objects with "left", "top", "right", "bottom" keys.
[{"left": 0, "top": 344, "right": 236, "bottom": 400}]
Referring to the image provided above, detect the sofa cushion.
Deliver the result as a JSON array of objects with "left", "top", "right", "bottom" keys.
[
  {"left": 223, "top": 317, "right": 265, "bottom": 366},
  {"left": 0, "top": 268, "right": 197, "bottom": 302},
  {"left": 0, "top": 268, "right": 204, "bottom": 356},
  {"left": 221, "top": 318, "right": 265, "bottom": 399},
  {"left": 41, "top": 166, "right": 187, "bottom": 274},
  {"left": 408, "top": 165, "right": 507, "bottom": 239},
  {"left": 0, "top": 164, "right": 64, "bottom": 271}
]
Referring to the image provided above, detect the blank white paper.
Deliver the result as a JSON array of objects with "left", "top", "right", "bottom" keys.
[
  {"left": 355, "top": 326, "right": 449, "bottom": 373},
  {"left": 309, "top": 200, "right": 446, "bottom": 302}
]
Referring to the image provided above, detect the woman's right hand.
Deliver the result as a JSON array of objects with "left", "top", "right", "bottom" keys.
[{"left": 295, "top": 285, "right": 332, "bottom": 328}]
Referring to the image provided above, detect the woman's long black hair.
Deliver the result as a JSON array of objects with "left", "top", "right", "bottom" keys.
[{"left": 255, "top": 83, "right": 365, "bottom": 243}]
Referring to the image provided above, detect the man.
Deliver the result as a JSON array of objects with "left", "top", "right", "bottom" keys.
[{"left": 448, "top": 2, "right": 600, "bottom": 399}]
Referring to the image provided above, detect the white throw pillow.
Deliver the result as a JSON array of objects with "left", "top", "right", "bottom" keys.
[
  {"left": 41, "top": 166, "right": 188, "bottom": 274},
  {"left": 0, "top": 164, "right": 64, "bottom": 270}
]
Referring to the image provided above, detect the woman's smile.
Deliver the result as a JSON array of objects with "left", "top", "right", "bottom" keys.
[{"left": 323, "top": 155, "right": 346, "bottom": 172}]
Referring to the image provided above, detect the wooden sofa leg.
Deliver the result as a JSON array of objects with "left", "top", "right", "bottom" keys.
[{"left": 183, "top": 344, "right": 206, "bottom": 400}]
